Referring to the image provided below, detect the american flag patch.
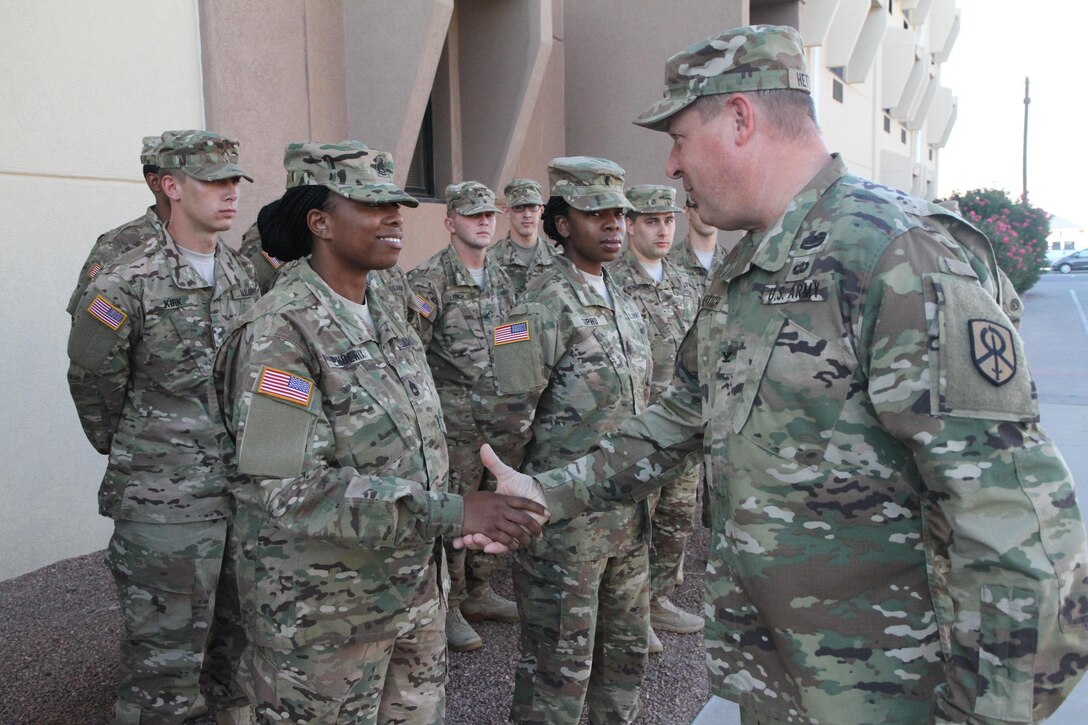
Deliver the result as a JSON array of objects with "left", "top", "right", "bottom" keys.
[
  {"left": 413, "top": 293, "right": 436, "bottom": 318},
  {"left": 87, "top": 262, "right": 103, "bottom": 279},
  {"left": 494, "top": 320, "right": 530, "bottom": 345},
  {"left": 87, "top": 295, "right": 127, "bottom": 331},
  {"left": 260, "top": 250, "right": 282, "bottom": 269},
  {"left": 257, "top": 366, "right": 314, "bottom": 407}
]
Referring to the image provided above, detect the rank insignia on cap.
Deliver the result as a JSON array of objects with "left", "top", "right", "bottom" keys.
[
  {"left": 968, "top": 319, "right": 1016, "bottom": 386},
  {"left": 87, "top": 295, "right": 127, "bottom": 331},
  {"left": 260, "top": 250, "right": 282, "bottom": 269},
  {"left": 257, "top": 366, "right": 315, "bottom": 406},
  {"left": 87, "top": 262, "right": 103, "bottom": 279},
  {"left": 494, "top": 320, "right": 530, "bottom": 345},
  {"left": 412, "top": 293, "right": 436, "bottom": 319}
]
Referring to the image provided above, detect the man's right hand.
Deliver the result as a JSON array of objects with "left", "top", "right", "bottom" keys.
[{"left": 454, "top": 444, "right": 550, "bottom": 553}]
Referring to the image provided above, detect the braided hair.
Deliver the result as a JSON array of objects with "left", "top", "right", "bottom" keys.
[
  {"left": 541, "top": 196, "right": 571, "bottom": 245},
  {"left": 258, "top": 185, "right": 334, "bottom": 261}
]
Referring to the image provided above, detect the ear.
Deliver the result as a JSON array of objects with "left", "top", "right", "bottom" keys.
[
  {"left": 307, "top": 207, "right": 331, "bottom": 240},
  {"left": 625, "top": 216, "right": 636, "bottom": 234},
  {"left": 160, "top": 173, "right": 183, "bottom": 201},
  {"left": 145, "top": 172, "right": 163, "bottom": 194},
  {"left": 729, "top": 94, "right": 757, "bottom": 146},
  {"left": 555, "top": 214, "right": 571, "bottom": 240},
  {"left": 443, "top": 216, "right": 456, "bottom": 235}
]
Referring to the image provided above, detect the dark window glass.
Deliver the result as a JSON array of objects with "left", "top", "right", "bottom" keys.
[{"left": 405, "top": 99, "right": 435, "bottom": 198}]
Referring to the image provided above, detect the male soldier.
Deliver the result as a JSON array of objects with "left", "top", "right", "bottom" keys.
[
  {"left": 608, "top": 184, "right": 703, "bottom": 654},
  {"left": 464, "top": 26, "right": 1088, "bottom": 724},
  {"left": 487, "top": 178, "right": 559, "bottom": 296},
  {"left": 236, "top": 144, "right": 412, "bottom": 309},
  {"left": 408, "top": 181, "right": 518, "bottom": 651},
  {"left": 666, "top": 193, "right": 726, "bottom": 293},
  {"left": 67, "top": 135, "right": 169, "bottom": 316},
  {"left": 67, "top": 130, "right": 258, "bottom": 724}
]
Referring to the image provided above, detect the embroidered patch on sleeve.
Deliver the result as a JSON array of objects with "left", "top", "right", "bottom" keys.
[
  {"left": 968, "top": 319, "right": 1016, "bottom": 386},
  {"left": 412, "top": 293, "right": 436, "bottom": 319},
  {"left": 494, "top": 320, "right": 530, "bottom": 345},
  {"left": 257, "top": 366, "right": 315, "bottom": 406},
  {"left": 260, "top": 250, "right": 282, "bottom": 269},
  {"left": 87, "top": 262, "right": 103, "bottom": 279},
  {"left": 87, "top": 295, "right": 127, "bottom": 331}
]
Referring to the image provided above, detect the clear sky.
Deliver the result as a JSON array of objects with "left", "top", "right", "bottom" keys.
[{"left": 938, "top": 0, "right": 1087, "bottom": 225}]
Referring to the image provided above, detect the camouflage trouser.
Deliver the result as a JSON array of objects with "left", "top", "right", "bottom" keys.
[
  {"left": 648, "top": 461, "right": 700, "bottom": 597},
  {"left": 248, "top": 615, "right": 446, "bottom": 724},
  {"left": 511, "top": 543, "right": 649, "bottom": 724},
  {"left": 444, "top": 433, "right": 501, "bottom": 608},
  {"left": 107, "top": 518, "right": 247, "bottom": 724}
]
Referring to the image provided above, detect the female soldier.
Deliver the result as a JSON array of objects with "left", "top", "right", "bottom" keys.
[
  {"left": 472, "top": 157, "right": 653, "bottom": 724},
  {"left": 211, "top": 141, "right": 544, "bottom": 724}
]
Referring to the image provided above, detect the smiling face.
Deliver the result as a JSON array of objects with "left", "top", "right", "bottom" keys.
[
  {"left": 626, "top": 212, "right": 676, "bottom": 263},
  {"left": 556, "top": 207, "right": 626, "bottom": 274},
  {"left": 315, "top": 195, "right": 404, "bottom": 274}
]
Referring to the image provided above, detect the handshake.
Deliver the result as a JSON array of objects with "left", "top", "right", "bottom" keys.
[{"left": 455, "top": 444, "right": 550, "bottom": 554}]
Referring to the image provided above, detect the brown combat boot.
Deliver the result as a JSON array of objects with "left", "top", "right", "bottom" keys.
[
  {"left": 446, "top": 608, "right": 483, "bottom": 651},
  {"left": 461, "top": 585, "right": 519, "bottom": 623},
  {"left": 650, "top": 596, "right": 704, "bottom": 634}
]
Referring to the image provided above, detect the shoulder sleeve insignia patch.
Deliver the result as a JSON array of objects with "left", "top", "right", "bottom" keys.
[
  {"left": 87, "top": 294, "right": 127, "bottom": 331},
  {"left": 494, "top": 320, "right": 530, "bottom": 345},
  {"left": 87, "top": 262, "right": 103, "bottom": 280},
  {"left": 412, "top": 292, "right": 436, "bottom": 318},
  {"left": 256, "top": 365, "right": 315, "bottom": 406},
  {"left": 260, "top": 250, "right": 282, "bottom": 269},
  {"left": 968, "top": 319, "right": 1016, "bottom": 386}
]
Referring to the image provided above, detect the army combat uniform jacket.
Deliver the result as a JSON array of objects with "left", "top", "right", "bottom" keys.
[
  {"left": 666, "top": 236, "right": 726, "bottom": 294},
  {"left": 487, "top": 234, "right": 561, "bottom": 298},
  {"left": 67, "top": 206, "right": 167, "bottom": 316},
  {"left": 535, "top": 156, "right": 1088, "bottom": 723},
  {"left": 474, "top": 256, "right": 653, "bottom": 562},
  {"left": 408, "top": 246, "right": 516, "bottom": 432},
  {"left": 68, "top": 231, "right": 258, "bottom": 522},
  {"left": 211, "top": 262, "right": 459, "bottom": 650}
]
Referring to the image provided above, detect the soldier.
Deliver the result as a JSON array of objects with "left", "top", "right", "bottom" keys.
[
  {"left": 463, "top": 25, "right": 1088, "bottom": 725},
  {"left": 67, "top": 135, "right": 169, "bottom": 316},
  {"left": 209, "top": 141, "right": 545, "bottom": 723},
  {"left": 236, "top": 147, "right": 412, "bottom": 309},
  {"left": 67, "top": 130, "right": 257, "bottom": 724},
  {"left": 608, "top": 184, "right": 703, "bottom": 655},
  {"left": 667, "top": 193, "right": 726, "bottom": 293},
  {"left": 487, "top": 178, "right": 560, "bottom": 296},
  {"left": 408, "top": 181, "right": 519, "bottom": 652},
  {"left": 472, "top": 157, "right": 652, "bottom": 724}
]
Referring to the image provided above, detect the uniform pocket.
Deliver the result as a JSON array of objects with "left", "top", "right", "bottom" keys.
[
  {"left": 106, "top": 531, "right": 196, "bottom": 640},
  {"left": 974, "top": 583, "right": 1037, "bottom": 722},
  {"left": 735, "top": 316, "right": 857, "bottom": 467}
]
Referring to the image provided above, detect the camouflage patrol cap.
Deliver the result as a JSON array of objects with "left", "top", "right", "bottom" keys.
[
  {"left": 445, "top": 181, "right": 502, "bottom": 215},
  {"left": 282, "top": 140, "right": 419, "bottom": 207},
  {"left": 682, "top": 191, "right": 698, "bottom": 209},
  {"left": 634, "top": 25, "right": 810, "bottom": 131},
  {"left": 626, "top": 184, "right": 684, "bottom": 214},
  {"left": 156, "top": 129, "right": 253, "bottom": 182},
  {"left": 504, "top": 178, "right": 545, "bottom": 207},
  {"left": 547, "top": 156, "right": 634, "bottom": 212},
  {"left": 140, "top": 136, "right": 164, "bottom": 167}
]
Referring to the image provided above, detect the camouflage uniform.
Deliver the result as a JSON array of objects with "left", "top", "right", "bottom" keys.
[
  {"left": 211, "top": 140, "right": 458, "bottom": 724},
  {"left": 473, "top": 158, "right": 653, "bottom": 724},
  {"left": 67, "top": 136, "right": 167, "bottom": 316},
  {"left": 666, "top": 236, "right": 726, "bottom": 294},
  {"left": 609, "top": 185, "right": 701, "bottom": 601},
  {"left": 408, "top": 182, "right": 516, "bottom": 613},
  {"left": 530, "top": 26, "right": 1088, "bottom": 724},
  {"left": 212, "top": 262, "right": 453, "bottom": 724},
  {"left": 488, "top": 177, "right": 559, "bottom": 298},
  {"left": 66, "top": 130, "right": 256, "bottom": 724}
]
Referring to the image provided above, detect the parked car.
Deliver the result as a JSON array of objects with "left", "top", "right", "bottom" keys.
[{"left": 1052, "top": 249, "right": 1088, "bottom": 273}]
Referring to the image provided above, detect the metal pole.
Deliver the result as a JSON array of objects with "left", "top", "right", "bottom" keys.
[{"left": 1022, "top": 76, "right": 1030, "bottom": 203}]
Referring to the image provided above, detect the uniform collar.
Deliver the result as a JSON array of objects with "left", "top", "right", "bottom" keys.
[
  {"left": 160, "top": 226, "right": 235, "bottom": 292},
  {"left": 722, "top": 153, "right": 846, "bottom": 281},
  {"left": 555, "top": 254, "right": 615, "bottom": 309}
]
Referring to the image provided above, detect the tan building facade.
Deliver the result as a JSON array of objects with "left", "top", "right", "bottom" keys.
[{"left": 1, "top": 0, "right": 957, "bottom": 580}]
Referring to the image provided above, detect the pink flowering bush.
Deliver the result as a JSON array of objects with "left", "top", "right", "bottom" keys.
[{"left": 943, "top": 188, "right": 1051, "bottom": 293}]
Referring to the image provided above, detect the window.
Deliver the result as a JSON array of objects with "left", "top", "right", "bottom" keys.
[
  {"left": 405, "top": 99, "right": 435, "bottom": 199},
  {"left": 833, "top": 79, "right": 844, "bottom": 103},
  {"left": 1066, "top": 241, "right": 1076, "bottom": 250},
  {"left": 928, "top": 148, "right": 933, "bottom": 161},
  {"left": 884, "top": 114, "right": 891, "bottom": 133},
  {"left": 901, "top": 128, "right": 907, "bottom": 144},
  {"left": 1052, "top": 241, "right": 1061, "bottom": 250}
]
